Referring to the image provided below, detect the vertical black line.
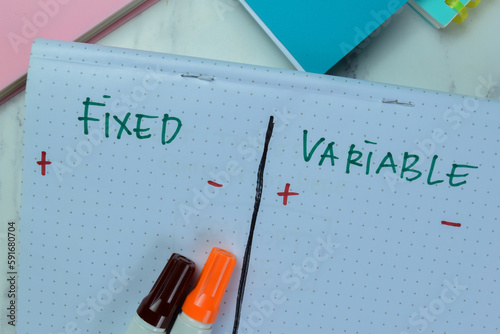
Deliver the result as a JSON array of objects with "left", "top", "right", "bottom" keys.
[{"left": 232, "top": 116, "right": 275, "bottom": 334}]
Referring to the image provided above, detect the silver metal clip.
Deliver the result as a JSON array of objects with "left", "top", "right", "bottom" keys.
[
  {"left": 382, "top": 99, "right": 415, "bottom": 107},
  {"left": 181, "top": 73, "right": 215, "bottom": 82}
]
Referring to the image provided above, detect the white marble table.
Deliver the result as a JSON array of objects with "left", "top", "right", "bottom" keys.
[{"left": 1, "top": 1, "right": 499, "bottom": 332}]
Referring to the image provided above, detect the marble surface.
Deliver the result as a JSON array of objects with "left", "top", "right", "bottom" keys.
[{"left": 1, "top": 0, "right": 499, "bottom": 332}]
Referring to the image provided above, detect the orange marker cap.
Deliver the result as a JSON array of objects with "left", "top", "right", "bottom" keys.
[{"left": 182, "top": 247, "right": 237, "bottom": 324}]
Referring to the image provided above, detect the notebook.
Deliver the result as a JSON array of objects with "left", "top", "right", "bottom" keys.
[
  {"left": 19, "top": 38, "right": 500, "bottom": 333},
  {"left": 409, "top": 0, "right": 481, "bottom": 28},
  {"left": 0, "top": 0, "right": 160, "bottom": 105},
  {"left": 239, "top": 0, "right": 409, "bottom": 73}
]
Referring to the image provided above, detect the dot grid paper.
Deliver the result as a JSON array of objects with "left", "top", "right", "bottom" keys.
[{"left": 19, "top": 39, "right": 500, "bottom": 333}]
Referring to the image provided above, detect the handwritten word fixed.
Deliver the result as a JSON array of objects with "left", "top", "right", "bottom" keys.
[
  {"left": 303, "top": 130, "right": 478, "bottom": 187},
  {"left": 77, "top": 96, "right": 182, "bottom": 144}
]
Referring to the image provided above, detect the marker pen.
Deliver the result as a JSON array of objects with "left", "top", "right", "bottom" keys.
[
  {"left": 170, "top": 247, "right": 237, "bottom": 334},
  {"left": 125, "top": 253, "right": 196, "bottom": 334}
]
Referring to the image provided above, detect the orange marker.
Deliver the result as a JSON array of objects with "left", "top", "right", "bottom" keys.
[{"left": 170, "top": 247, "right": 237, "bottom": 334}]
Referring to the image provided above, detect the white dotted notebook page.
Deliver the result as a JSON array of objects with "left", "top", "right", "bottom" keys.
[{"left": 19, "top": 39, "right": 500, "bottom": 334}]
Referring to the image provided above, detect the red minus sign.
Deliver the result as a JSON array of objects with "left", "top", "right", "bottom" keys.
[
  {"left": 207, "top": 181, "right": 223, "bottom": 187},
  {"left": 441, "top": 221, "right": 461, "bottom": 227}
]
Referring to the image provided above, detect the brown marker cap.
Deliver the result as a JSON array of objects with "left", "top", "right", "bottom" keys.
[{"left": 136, "top": 253, "right": 196, "bottom": 329}]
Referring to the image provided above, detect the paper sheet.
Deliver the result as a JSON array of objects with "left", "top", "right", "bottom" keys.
[{"left": 19, "top": 39, "right": 500, "bottom": 334}]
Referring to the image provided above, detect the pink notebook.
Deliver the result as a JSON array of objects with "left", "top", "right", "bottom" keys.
[{"left": 0, "top": 0, "right": 160, "bottom": 105}]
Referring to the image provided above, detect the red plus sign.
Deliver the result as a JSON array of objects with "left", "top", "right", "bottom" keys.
[
  {"left": 277, "top": 183, "right": 299, "bottom": 205},
  {"left": 37, "top": 151, "right": 51, "bottom": 176}
]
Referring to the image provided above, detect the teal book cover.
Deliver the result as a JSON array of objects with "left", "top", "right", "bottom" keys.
[{"left": 240, "top": 0, "right": 409, "bottom": 73}]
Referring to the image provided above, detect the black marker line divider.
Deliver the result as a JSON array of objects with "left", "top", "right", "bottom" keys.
[{"left": 232, "top": 115, "right": 275, "bottom": 334}]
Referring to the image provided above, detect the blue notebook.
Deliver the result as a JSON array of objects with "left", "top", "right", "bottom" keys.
[{"left": 240, "top": 0, "right": 409, "bottom": 73}]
